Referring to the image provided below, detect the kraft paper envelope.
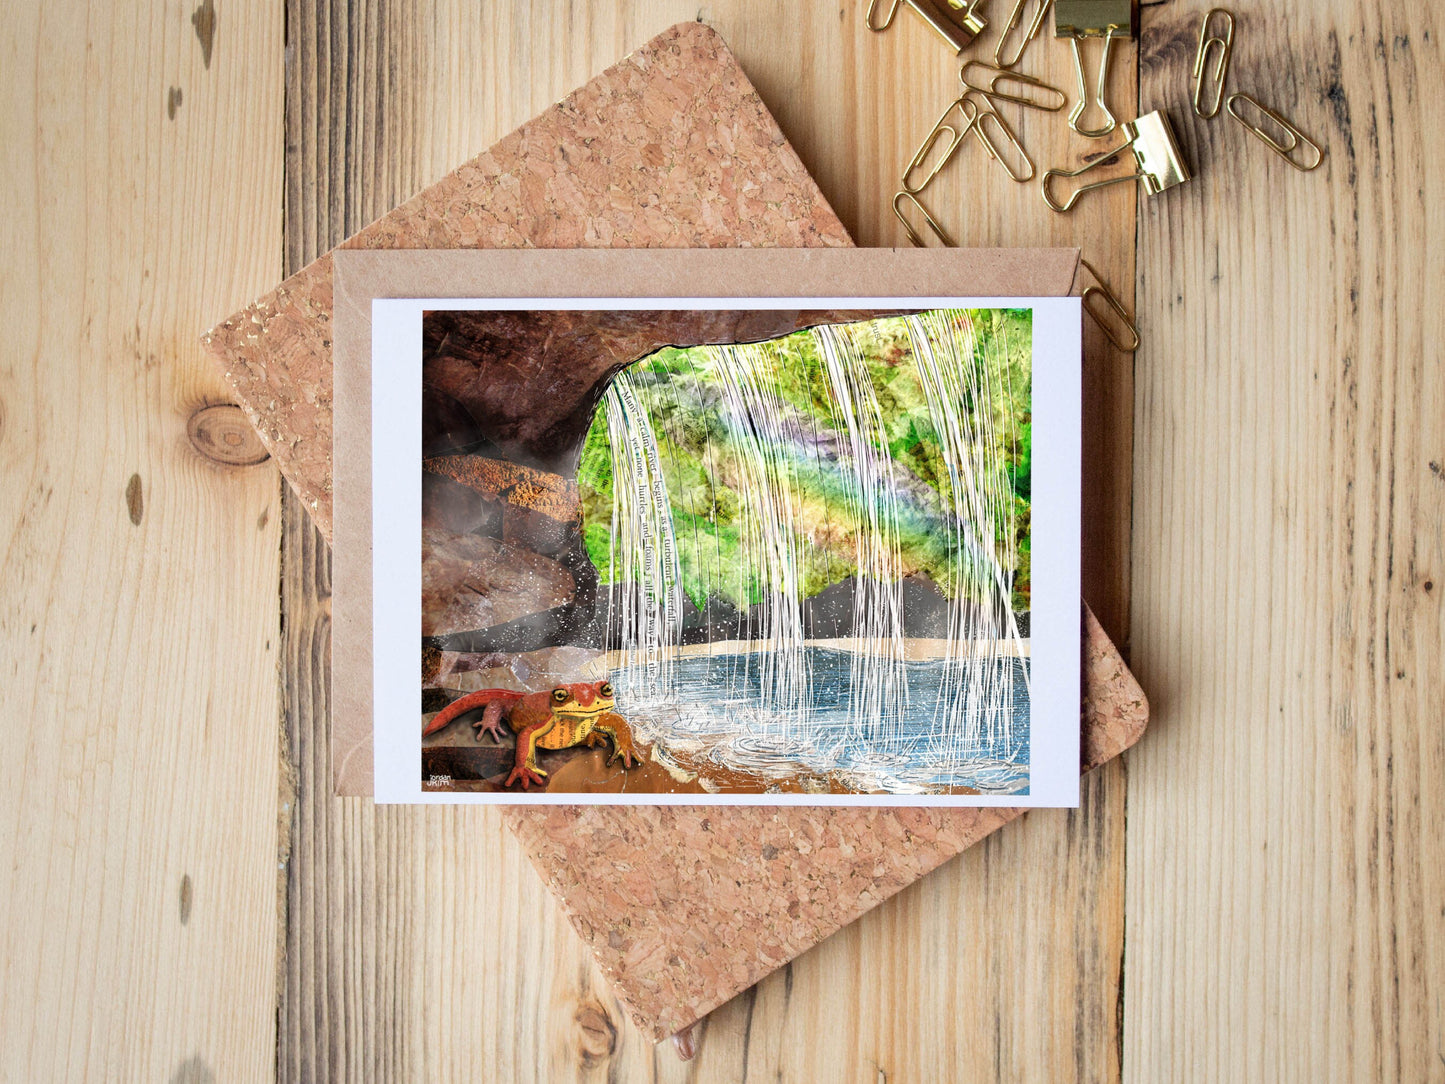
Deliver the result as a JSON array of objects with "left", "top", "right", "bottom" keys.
[{"left": 332, "top": 246, "right": 1094, "bottom": 796}]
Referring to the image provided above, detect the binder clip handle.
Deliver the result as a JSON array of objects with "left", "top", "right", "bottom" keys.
[
  {"left": 1041, "top": 140, "right": 1138, "bottom": 212},
  {"left": 1067, "top": 32, "right": 1121, "bottom": 138},
  {"left": 1055, "top": 1, "right": 1137, "bottom": 138}
]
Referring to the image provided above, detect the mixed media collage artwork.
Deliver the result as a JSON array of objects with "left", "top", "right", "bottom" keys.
[{"left": 372, "top": 300, "right": 1080, "bottom": 805}]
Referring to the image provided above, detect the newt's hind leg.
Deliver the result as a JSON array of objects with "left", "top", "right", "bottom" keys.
[
  {"left": 594, "top": 712, "right": 643, "bottom": 768},
  {"left": 505, "top": 719, "right": 553, "bottom": 790}
]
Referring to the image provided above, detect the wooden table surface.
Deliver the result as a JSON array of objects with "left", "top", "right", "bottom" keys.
[{"left": 3, "top": 1, "right": 1440, "bottom": 1080}]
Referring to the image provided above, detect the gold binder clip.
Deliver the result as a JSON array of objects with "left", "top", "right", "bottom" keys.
[
  {"left": 994, "top": 0, "right": 1053, "bottom": 69},
  {"left": 1078, "top": 258, "right": 1140, "bottom": 351},
  {"left": 1192, "top": 8, "right": 1235, "bottom": 119},
  {"left": 1042, "top": 109, "right": 1191, "bottom": 212},
  {"left": 960, "top": 60, "right": 1067, "bottom": 112},
  {"left": 1054, "top": 0, "right": 1137, "bottom": 138},
  {"left": 963, "top": 92, "right": 1036, "bottom": 182},
  {"left": 867, "top": 0, "right": 988, "bottom": 54},
  {"left": 902, "top": 96, "right": 981, "bottom": 193},
  {"left": 893, "top": 190, "right": 955, "bottom": 247},
  {"left": 1226, "top": 93, "right": 1325, "bottom": 171}
]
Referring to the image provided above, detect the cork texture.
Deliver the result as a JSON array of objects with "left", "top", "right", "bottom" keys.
[{"left": 200, "top": 21, "right": 850, "bottom": 541}]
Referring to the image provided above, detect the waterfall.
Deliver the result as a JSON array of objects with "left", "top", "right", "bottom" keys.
[{"left": 587, "top": 309, "right": 1032, "bottom": 792}]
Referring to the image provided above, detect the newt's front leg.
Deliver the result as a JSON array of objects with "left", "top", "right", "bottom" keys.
[
  {"left": 594, "top": 711, "right": 643, "bottom": 768},
  {"left": 472, "top": 700, "right": 507, "bottom": 744},
  {"left": 506, "top": 717, "right": 554, "bottom": 790}
]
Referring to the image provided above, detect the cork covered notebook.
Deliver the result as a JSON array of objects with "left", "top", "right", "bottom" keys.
[{"left": 201, "top": 22, "right": 1148, "bottom": 1042}]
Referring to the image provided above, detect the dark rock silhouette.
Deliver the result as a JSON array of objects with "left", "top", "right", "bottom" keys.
[{"left": 423, "top": 308, "right": 909, "bottom": 474}]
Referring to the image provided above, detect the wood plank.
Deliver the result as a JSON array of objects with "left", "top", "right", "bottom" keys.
[
  {"left": 1127, "top": 2, "right": 1444, "bottom": 1080},
  {"left": 278, "top": 1, "right": 1138, "bottom": 1078},
  {"left": 0, "top": 3, "right": 284, "bottom": 1081},
  {"left": 277, "top": 2, "right": 396, "bottom": 1076}
]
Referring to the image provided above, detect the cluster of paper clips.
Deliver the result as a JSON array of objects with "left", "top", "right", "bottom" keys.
[
  {"left": 872, "top": 2, "right": 1328, "bottom": 351},
  {"left": 1192, "top": 9, "right": 1326, "bottom": 170}
]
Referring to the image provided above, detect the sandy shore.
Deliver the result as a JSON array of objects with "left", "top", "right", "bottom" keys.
[{"left": 422, "top": 713, "right": 988, "bottom": 796}]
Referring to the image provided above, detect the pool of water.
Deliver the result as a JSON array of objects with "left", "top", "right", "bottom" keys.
[{"left": 610, "top": 645, "right": 1030, "bottom": 795}]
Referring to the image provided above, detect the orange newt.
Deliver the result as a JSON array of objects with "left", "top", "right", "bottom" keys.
[{"left": 422, "top": 680, "right": 642, "bottom": 790}]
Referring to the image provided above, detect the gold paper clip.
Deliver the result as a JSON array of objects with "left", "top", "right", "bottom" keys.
[
  {"left": 1192, "top": 8, "right": 1234, "bottom": 119},
  {"left": 1055, "top": 0, "right": 1137, "bottom": 138},
  {"left": 867, "top": 0, "right": 988, "bottom": 54},
  {"left": 893, "top": 191, "right": 955, "bottom": 247},
  {"left": 902, "top": 96, "right": 981, "bottom": 193},
  {"left": 1078, "top": 258, "right": 1140, "bottom": 351},
  {"left": 994, "top": 0, "right": 1053, "bottom": 69},
  {"left": 1226, "top": 92, "right": 1325, "bottom": 171},
  {"left": 960, "top": 60, "right": 1067, "bottom": 112},
  {"left": 964, "top": 92, "right": 1036, "bottom": 182},
  {"left": 1042, "top": 109, "right": 1191, "bottom": 212}
]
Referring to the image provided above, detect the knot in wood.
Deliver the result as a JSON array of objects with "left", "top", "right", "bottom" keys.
[
  {"left": 187, "top": 404, "right": 269, "bottom": 467},
  {"left": 573, "top": 1001, "right": 617, "bottom": 1065}
]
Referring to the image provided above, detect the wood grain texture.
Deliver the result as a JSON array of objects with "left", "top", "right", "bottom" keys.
[
  {"left": 277, "top": 4, "right": 404, "bottom": 1078},
  {"left": 5, "top": 0, "right": 1435, "bottom": 1078},
  {"left": 1126, "top": 2, "right": 1444, "bottom": 1081},
  {"left": 277, "top": 1, "right": 1138, "bottom": 1079},
  {"left": 0, "top": 2, "right": 284, "bottom": 1081}
]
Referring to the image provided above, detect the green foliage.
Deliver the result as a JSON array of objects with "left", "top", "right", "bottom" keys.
[
  {"left": 576, "top": 415, "right": 616, "bottom": 574},
  {"left": 575, "top": 308, "right": 1035, "bottom": 614},
  {"left": 1008, "top": 420, "right": 1032, "bottom": 499}
]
